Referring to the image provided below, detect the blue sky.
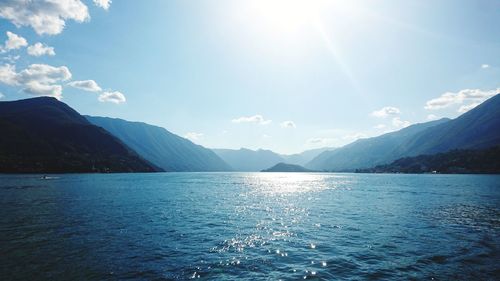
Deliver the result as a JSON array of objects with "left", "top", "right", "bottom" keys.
[{"left": 0, "top": 0, "right": 499, "bottom": 154}]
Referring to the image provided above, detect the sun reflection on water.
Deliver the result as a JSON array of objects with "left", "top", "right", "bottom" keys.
[{"left": 242, "top": 172, "right": 345, "bottom": 194}]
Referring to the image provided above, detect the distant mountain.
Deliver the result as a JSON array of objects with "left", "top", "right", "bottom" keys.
[
  {"left": 87, "top": 116, "right": 231, "bottom": 172},
  {"left": 0, "top": 97, "right": 159, "bottom": 173},
  {"left": 357, "top": 146, "right": 500, "bottom": 174},
  {"left": 307, "top": 94, "right": 500, "bottom": 171},
  {"left": 395, "top": 93, "right": 500, "bottom": 156},
  {"left": 306, "top": 118, "right": 450, "bottom": 171},
  {"left": 213, "top": 148, "right": 285, "bottom": 171},
  {"left": 281, "top": 147, "right": 336, "bottom": 166},
  {"left": 261, "top": 162, "right": 313, "bottom": 172}
]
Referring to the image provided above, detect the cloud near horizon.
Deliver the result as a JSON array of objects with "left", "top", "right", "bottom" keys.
[
  {"left": 184, "top": 132, "right": 203, "bottom": 141},
  {"left": 426, "top": 114, "right": 439, "bottom": 121},
  {"left": 0, "top": 63, "right": 71, "bottom": 99},
  {"left": 232, "top": 114, "right": 272, "bottom": 125},
  {"left": 392, "top": 117, "right": 411, "bottom": 129},
  {"left": 98, "top": 91, "right": 126, "bottom": 104},
  {"left": 425, "top": 88, "right": 499, "bottom": 111},
  {"left": 371, "top": 106, "right": 401, "bottom": 118},
  {"left": 306, "top": 137, "right": 334, "bottom": 145},
  {"left": 68, "top": 80, "right": 102, "bottom": 92}
]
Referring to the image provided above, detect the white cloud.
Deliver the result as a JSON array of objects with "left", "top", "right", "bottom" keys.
[
  {"left": 0, "top": 92, "right": 4, "bottom": 99},
  {"left": 426, "top": 114, "right": 439, "bottom": 121},
  {"left": 17, "top": 64, "right": 71, "bottom": 85},
  {"left": 68, "top": 80, "right": 102, "bottom": 92},
  {"left": 0, "top": 64, "right": 18, "bottom": 85},
  {"left": 23, "top": 81, "right": 63, "bottom": 99},
  {"left": 27, "top": 42, "right": 55, "bottom": 56},
  {"left": 342, "top": 132, "right": 366, "bottom": 141},
  {"left": 0, "top": 63, "right": 71, "bottom": 99},
  {"left": 481, "top": 64, "right": 490, "bottom": 69},
  {"left": 374, "top": 124, "right": 386, "bottom": 129},
  {"left": 306, "top": 138, "right": 332, "bottom": 145},
  {"left": 1, "top": 31, "right": 27, "bottom": 51},
  {"left": 232, "top": 114, "right": 271, "bottom": 125},
  {"left": 184, "top": 132, "right": 203, "bottom": 141},
  {"left": 458, "top": 102, "right": 481, "bottom": 113},
  {"left": 371, "top": 106, "right": 401, "bottom": 118},
  {"left": 392, "top": 117, "right": 411, "bottom": 128},
  {"left": 424, "top": 88, "right": 499, "bottom": 110},
  {"left": 93, "top": 0, "right": 112, "bottom": 10},
  {"left": 98, "top": 91, "right": 126, "bottom": 104},
  {"left": 280, "top": 120, "right": 296, "bottom": 128},
  {"left": 0, "top": 0, "right": 90, "bottom": 35}
]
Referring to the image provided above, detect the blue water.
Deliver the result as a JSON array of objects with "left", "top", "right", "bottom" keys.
[{"left": 1, "top": 173, "right": 499, "bottom": 280}]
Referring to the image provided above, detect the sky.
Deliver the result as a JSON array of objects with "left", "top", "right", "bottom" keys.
[{"left": 0, "top": 0, "right": 499, "bottom": 154}]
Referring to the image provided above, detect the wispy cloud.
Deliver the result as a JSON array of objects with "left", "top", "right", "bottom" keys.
[
  {"left": 426, "top": 114, "right": 439, "bottom": 121},
  {"left": 392, "top": 117, "right": 411, "bottom": 128},
  {"left": 232, "top": 114, "right": 271, "bottom": 125},
  {"left": 481, "top": 64, "right": 490, "bottom": 69},
  {"left": 425, "top": 88, "right": 498, "bottom": 111},
  {"left": 371, "top": 106, "right": 401, "bottom": 118},
  {"left": 306, "top": 137, "right": 335, "bottom": 145},
  {"left": 458, "top": 102, "right": 481, "bottom": 113},
  {"left": 1, "top": 54, "right": 20, "bottom": 64},
  {"left": 280, "top": 120, "right": 296, "bottom": 128},
  {"left": 184, "top": 132, "right": 203, "bottom": 141}
]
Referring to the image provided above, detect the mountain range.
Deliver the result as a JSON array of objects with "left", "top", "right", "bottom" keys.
[
  {"left": 306, "top": 94, "right": 500, "bottom": 171},
  {"left": 0, "top": 94, "right": 498, "bottom": 174},
  {"left": 213, "top": 147, "right": 334, "bottom": 171}
]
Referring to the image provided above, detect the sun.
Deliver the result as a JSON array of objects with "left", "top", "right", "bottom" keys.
[{"left": 245, "top": 0, "right": 326, "bottom": 35}]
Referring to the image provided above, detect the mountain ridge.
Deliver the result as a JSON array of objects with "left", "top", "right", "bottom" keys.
[
  {"left": 306, "top": 94, "right": 500, "bottom": 171},
  {"left": 0, "top": 97, "right": 160, "bottom": 173},
  {"left": 87, "top": 116, "right": 232, "bottom": 172}
]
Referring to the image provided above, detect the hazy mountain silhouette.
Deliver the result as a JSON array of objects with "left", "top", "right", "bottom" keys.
[
  {"left": 280, "top": 147, "right": 336, "bottom": 166},
  {"left": 213, "top": 148, "right": 285, "bottom": 171},
  {"left": 307, "top": 94, "right": 500, "bottom": 171},
  {"left": 0, "top": 97, "right": 159, "bottom": 173},
  {"left": 87, "top": 116, "right": 232, "bottom": 172},
  {"left": 213, "top": 147, "right": 334, "bottom": 171}
]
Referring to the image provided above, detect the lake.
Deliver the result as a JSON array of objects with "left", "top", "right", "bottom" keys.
[{"left": 1, "top": 173, "right": 499, "bottom": 280}]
